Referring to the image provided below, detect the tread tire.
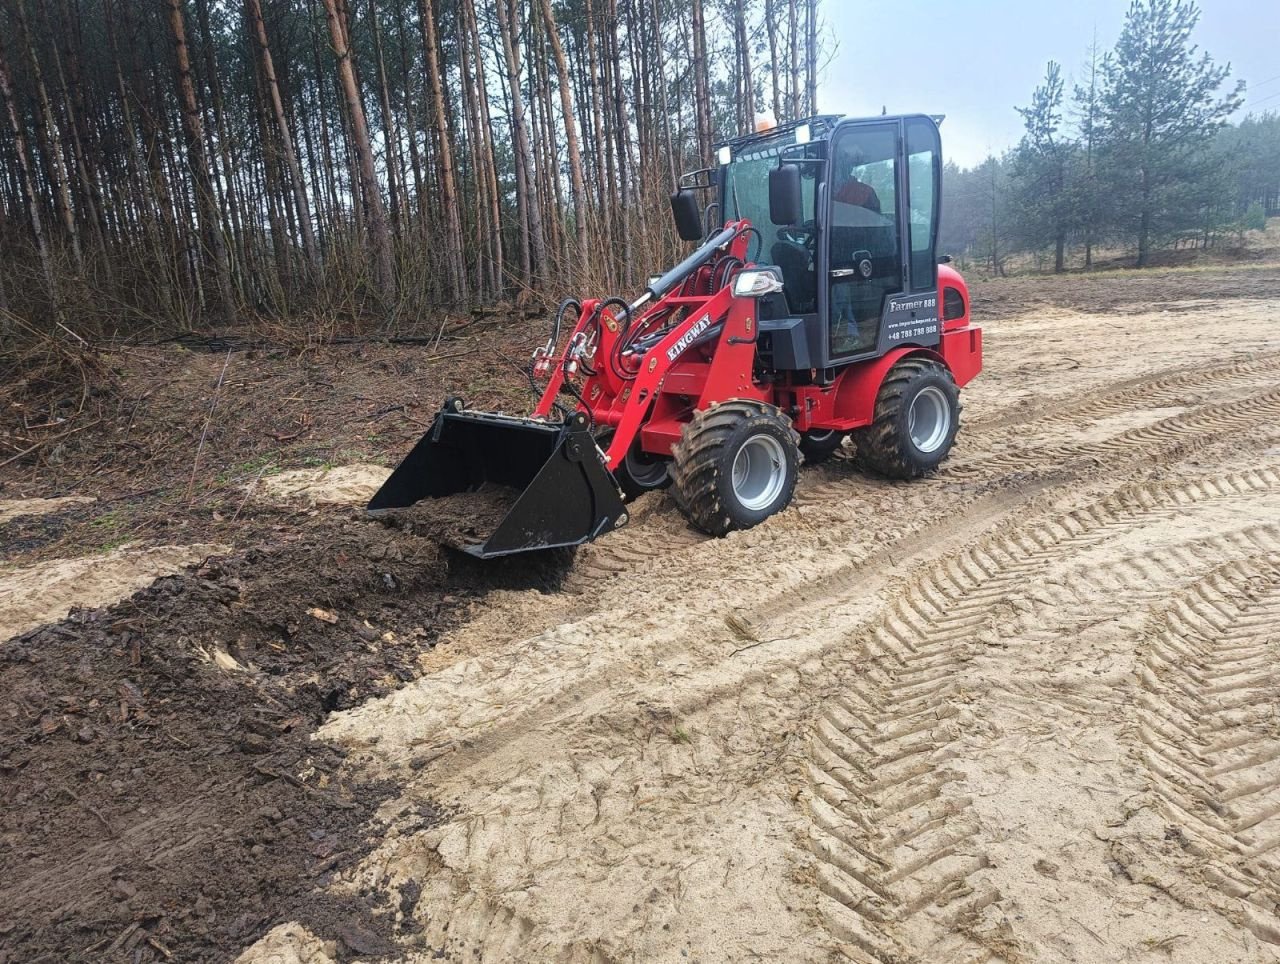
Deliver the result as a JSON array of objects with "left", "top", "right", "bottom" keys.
[
  {"left": 799, "top": 429, "right": 846, "bottom": 465},
  {"left": 852, "top": 357, "right": 961, "bottom": 479},
  {"left": 613, "top": 444, "right": 671, "bottom": 501},
  {"left": 671, "top": 400, "right": 799, "bottom": 536}
]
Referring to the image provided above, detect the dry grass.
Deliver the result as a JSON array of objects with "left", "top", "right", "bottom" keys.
[{"left": 0, "top": 315, "right": 119, "bottom": 469}]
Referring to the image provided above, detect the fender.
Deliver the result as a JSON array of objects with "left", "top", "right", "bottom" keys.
[{"left": 830, "top": 345, "right": 947, "bottom": 426}]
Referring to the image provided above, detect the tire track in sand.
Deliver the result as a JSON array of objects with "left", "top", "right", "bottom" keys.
[
  {"left": 943, "top": 385, "right": 1280, "bottom": 482},
  {"left": 331, "top": 471, "right": 1280, "bottom": 964},
  {"left": 371, "top": 467, "right": 1280, "bottom": 786},
  {"left": 804, "top": 475, "right": 1280, "bottom": 961},
  {"left": 576, "top": 353, "right": 1280, "bottom": 580},
  {"left": 1129, "top": 558, "right": 1280, "bottom": 947},
  {"left": 796, "top": 365, "right": 1280, "bottom": 508},
  {"left": 968, "top": 350, "right": 1280, "bottom": 431}
]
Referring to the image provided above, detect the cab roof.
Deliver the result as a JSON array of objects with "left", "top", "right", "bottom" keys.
[{"left": 714, "top": 112, "right": 946, "bottom": 156}]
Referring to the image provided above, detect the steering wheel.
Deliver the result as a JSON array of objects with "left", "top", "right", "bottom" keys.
[{"left": 777, "top": 220, "right": 817, "bottom": 251}]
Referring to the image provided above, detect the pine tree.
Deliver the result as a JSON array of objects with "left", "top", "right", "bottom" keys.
[
  {"left": 1099, "top": 0, "right": 1243, "bottom": 266},
  {"left": 1072, "top": 36, "right": 1104, "bottom": 269},
  {"left": 1010, "top": 61, "right": 1077, "bottom": 272}
]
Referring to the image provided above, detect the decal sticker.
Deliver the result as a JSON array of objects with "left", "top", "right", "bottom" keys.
[{"left": 666, "top": 314, "right": 713, "bottom": 362}]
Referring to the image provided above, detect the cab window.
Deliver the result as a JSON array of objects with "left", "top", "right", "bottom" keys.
[
  {"left": 828, "top": 124, "right": 901, "bottom": 358},
  {"left": 722, "top": 141, "right": 821, "bottom": 314},
  {"left": 905, "top": 118, "right": 940, "bottom": 290}
]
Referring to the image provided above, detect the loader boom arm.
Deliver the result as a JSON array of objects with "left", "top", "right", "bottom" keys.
[{"left": 531, "top": 221, "right": 759, "bottom": 468}]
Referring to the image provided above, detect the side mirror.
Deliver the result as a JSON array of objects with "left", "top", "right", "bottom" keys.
[
  {"left": 670, "top": 190, "right": 704, "bottom": 242},
  {"left": 769, "top": 164, "right": 803, "bottom": 225}
]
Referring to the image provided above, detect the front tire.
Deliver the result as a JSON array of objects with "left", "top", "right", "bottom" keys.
[
  {"left": 671, "top": 400, "right": 799, "bottom": 536},
  {"left": 853, "top": 357, "right": 960, "bottom": 478}
]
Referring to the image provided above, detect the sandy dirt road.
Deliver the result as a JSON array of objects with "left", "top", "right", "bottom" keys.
[{"left": 229, "top": 292, "right": 1280, "bottom": 962}]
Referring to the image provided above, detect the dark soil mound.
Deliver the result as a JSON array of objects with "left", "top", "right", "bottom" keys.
[{"left": 0, "top": 512, "right": 565, "bottom": 963}]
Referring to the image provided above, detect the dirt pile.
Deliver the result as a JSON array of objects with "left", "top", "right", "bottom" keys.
[
  {"left": 380, "top": 485, "right": 522, "bottom": 552},
  {"left": 0, "top": 543, "right": 225, "bottom": 642},
  {"left": 0, "top": 514, "right": 490, "bottom": 962}
]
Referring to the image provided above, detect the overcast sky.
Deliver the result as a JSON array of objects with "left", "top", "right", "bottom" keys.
[{"left": 817, "top": 0, "right": 1280, "bottom": 168}]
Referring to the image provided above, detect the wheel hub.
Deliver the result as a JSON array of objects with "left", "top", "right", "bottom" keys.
[
  {"left": 731, "top": 434, "right": 787, "bottom": 511},
  {"left": 908, "top": 386, "right": 951, "bottom": 453}
]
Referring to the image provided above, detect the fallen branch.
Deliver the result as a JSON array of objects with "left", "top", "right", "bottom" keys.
[
  {"left": 0, "top": 418, "right": 101, "bottom": 470},
  {"left": 186, "top": 349, "right": 233, "bottom": 503}
]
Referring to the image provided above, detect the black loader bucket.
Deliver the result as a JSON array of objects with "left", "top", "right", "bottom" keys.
[{"left": 367, "top": 400, "right": 627, "bottom": 558}]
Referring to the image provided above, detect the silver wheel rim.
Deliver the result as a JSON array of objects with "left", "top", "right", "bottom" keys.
[
  {"left": 908, "top": 385, "right": 951, "bottom": 454},
  {"left": 731, "top": 433, "right": 787, "bottom": 511}
]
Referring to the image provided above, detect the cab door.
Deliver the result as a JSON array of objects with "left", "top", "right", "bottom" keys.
[{"left": 820, "top": 116, "right": 942, "bottom": 367}]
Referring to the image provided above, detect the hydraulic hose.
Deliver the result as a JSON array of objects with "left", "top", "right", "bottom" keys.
[{"left": 548, "top": 297, "right": 581, "bottom": 352}]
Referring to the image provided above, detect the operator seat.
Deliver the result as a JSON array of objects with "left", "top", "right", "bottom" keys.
[{"left": 770, "top": 241, "right": 816, "bottom": 314}]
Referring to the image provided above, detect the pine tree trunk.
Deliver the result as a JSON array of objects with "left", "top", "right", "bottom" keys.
[
  {"left": 606, "top": 0, "right": 632, "bottom": 284},
  {"left": 735, "top": 0, "right": 756, "bottom": 132},
  {"left": 0, "top": 37, "right": 59, "bottom": 313},
  {"left": 529, "top": 17, "right": 564, "bottom": 269},
  {"left": 311, "top": 28, "right": 343, "bottom": 236},
  {"left": 52, "top": 4, "right": 107, "bottom": 257},
  {"left": 584, "top": 0, "right": 611, "bottom": 260},
  {"left": 368, "top": 1, "right": 403, "bottom": 235},
  {"left": 322, "top": 0, "right": 395, "bottom": 303},
  {"left": 394, "top": 11, "right": 426, "bottom": 227},
  {"left": 460, "top": 0, "right": 504, "bottom": 299},
  {"left": 15, "top": 0, "right": 83, "bottom": 272},
  {"left": 787, "top": 0, "right": 799, "bottom": 118},
  {"left": 648, "top": 0, "right": 676, "bottom": 189},
  {"left": 691, "top": 0, "right": 712, "bottom": 161},
  {"left": 165, "top": 0, "right": 234, "bottom": 322},
  {"left": 538, "top": 0, "right": 590, "bottom": 276},
  {"left": 805, "top": 0, "right": 817, "bottom": 113},
  {"left": 195, "top": 0, "right": 246, "bottom": 273},
  {"left": 494, "top": 0, "right": 544, "bottom": 280},
  {"left": 416, "top": 0, "right": 467, "bottom": 301},
  {"left": 765, "top": 0, "right": 782, "bottom": 121},
  {"left": 246, "top": 0, "right": 319, "bottom": 269},
  {"left": 456, "top": 11, "right": 485, "bottom": 294}
]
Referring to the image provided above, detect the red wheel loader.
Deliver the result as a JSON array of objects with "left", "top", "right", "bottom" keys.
[{"left": 370, "top": 114, "right": 982, "bottom": 556}]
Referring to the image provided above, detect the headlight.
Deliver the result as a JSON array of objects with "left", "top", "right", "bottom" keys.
[{"left": 732, "top": 270, "right": 785, "bottom": 298}]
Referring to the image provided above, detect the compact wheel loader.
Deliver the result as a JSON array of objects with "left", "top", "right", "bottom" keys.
[{"left": 370, "top": 113, "right": 983, "bottom": 557}]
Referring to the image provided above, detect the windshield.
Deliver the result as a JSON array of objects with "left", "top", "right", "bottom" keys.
[
  {"left": 720, "top": 136, "right": 823, "bottom": 312},
  {"left": 722, "top": 142, "right": 821, "bottom": 242}
]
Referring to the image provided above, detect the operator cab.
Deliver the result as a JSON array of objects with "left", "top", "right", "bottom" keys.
[{"left": 673, "top": 113, "right": 944, "bottom": 374}]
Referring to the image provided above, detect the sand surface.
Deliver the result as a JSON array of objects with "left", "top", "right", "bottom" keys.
[
  {"left": 260, "top": 464, "right": 391, "bottom": 505},
  {"left": 0, "top": 495, "right": 95, "bottom": 523},
  {"left": 1, "top": 543, "right": 225, "bottom": 642},
  {"left": 233, "top": 297, "right": 1280, "bottom": 962}
]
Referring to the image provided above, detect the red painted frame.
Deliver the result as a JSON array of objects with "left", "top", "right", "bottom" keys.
[{"left": 529, "top": 221, "right": 982, "bottom": 473}]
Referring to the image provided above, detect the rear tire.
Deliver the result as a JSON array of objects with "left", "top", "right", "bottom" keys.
[
  {"left": 671, "top": 400, "right": 799, "bottom": 536},
  {"left": 799, "top": 429, "right": 846, "bottom": 465},
  {"left": 853, "top": 357, "right": 960, "bottom": 479},
  {"left": 613, "top": 442, "right": 670, "bottom": 501}
]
